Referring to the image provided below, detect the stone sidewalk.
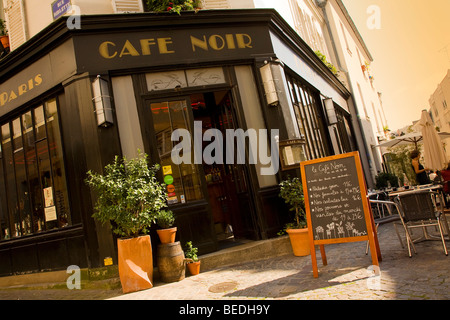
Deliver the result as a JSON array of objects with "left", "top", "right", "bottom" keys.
[{"left": 0, "top": 223, "right": 449, "bottom": 300}]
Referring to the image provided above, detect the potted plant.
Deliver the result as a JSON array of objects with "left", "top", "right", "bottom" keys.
[
  {"left": 0, "top": 19, "right": 9, "bottom": 51},
  {"left": 184, "top": 241, "right": 200, "bottom": 275},
  {"left": 375, "top": 172, "right": 399, "bottom": 189},
  {"left": 279, "top": 177, "right": 310, "bottom": 256},
  {"left": 156, "top": 209, "right": 176, "bottom": 244},
  {"left": 85, "top": 152, "right": 168, "bottom": 293},
  {"left": 146, "top": 0, "right": 202, "bottom": 15}
]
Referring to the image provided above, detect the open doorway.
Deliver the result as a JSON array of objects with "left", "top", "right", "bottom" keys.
[{"left": 190, "top": 91, "right": 254, "bottom": 247}]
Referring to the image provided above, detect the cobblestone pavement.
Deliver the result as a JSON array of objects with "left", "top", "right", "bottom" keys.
[{"left": 0, "top": 223, "right": 449, "bottom": 301}]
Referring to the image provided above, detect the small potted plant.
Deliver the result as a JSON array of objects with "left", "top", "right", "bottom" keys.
[
  {"left": 0, "top": 19, "right": 9, "bottom": 51},
  {"left": 146, "top": 0, "right": 202, "bottom": 14},
  {"left": 279, "top": 177, "right": 310, "bottom": 256},
  {"left": 86, "top": 151, "right": 168, "bottom": 293},
  {"left": 156, "top": 209, "right": 176, "bottom": 244},
  {"left": 184, "top": 241, "right": 200, "bottom": 275}
]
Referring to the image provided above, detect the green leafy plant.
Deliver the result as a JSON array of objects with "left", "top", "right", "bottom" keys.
[
  {"left": 85, "top": 151, "right": 168, "bottom": 238},
  {"left": 156, "top": 209, "right": 175, "bottom": 229},
  {"left": 375, "top": 172, "right": 399, "bottom": 189},
  {"left": 0, "top": 19, "right": 7, "bottom": 36},
  {"left": 383, "top": 144, "right": 418, "bottom": 186},
  {"left": 279, "top": 177, "right": 307, "bottom": 229},
  {"left": 184, "top": 241, "right": 199, "bottom": 262},
  {"left": 146, "top": 0, "right": 202, "bottom": 15},
  {"left": 315, "top": 50, "right": 339, "bottom": 76}
]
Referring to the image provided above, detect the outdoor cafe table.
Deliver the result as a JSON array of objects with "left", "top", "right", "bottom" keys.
[{"left": 387, "top": 184, "right": 450, "bottom": 242}]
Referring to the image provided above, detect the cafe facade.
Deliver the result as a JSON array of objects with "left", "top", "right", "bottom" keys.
[{"left": 0, "top": 9, "right": 361, "bottom": 275}]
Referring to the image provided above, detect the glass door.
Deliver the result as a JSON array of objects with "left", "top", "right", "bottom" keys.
[{"left": 148, "top": 99, "right": 204, "bottom": 205}]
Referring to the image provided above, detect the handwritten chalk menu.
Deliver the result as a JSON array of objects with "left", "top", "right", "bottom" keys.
[
  {"left": 304, "top": 155, "right": 367, "bottom": 241},
  {"left": 300, "top": 152, "right": 379, "bottom": 278}
]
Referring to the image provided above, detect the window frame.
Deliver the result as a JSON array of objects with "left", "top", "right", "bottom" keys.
[{"left": 0, "top": 96, "right": 71, "bottom": 240}]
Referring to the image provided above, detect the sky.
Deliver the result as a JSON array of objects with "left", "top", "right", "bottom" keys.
[{"left": 341, "top": 0, "right": 450, "bottom": 132}]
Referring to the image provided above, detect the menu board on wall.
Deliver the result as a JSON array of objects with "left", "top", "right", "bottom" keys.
[{"left": 300, "top": 152, "right": 379, "bottom": 278}]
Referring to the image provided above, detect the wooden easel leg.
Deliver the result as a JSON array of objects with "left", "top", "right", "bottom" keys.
[
  {"left": 319, "top": 244, "right": 327, "bottom": 266},
  {"left": 368, "top": 198, "right": 382, "bottom": 261},
  {"left": 368, "top": 237, "right": 380, "bottom": 268}
]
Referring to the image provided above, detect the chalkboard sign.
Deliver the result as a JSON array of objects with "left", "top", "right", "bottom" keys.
[
  {"left": 300, "top": 152, "right": 379, "bottom": 278},
  {"left": 303, "top": 155, "right": 368, "bottom": 241}
]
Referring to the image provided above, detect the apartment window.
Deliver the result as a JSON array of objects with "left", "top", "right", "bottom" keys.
[
  {"left": 371, "top": 102, "right": 381, "bottom": 133},
  {"left": 357, "top": 83, "right": 369, "bottom": 120},
  {"left": 335, "top": 107, "right": 356, "bottom": 154},
  {"left": 286, "top": 74, "right": 330, "bottom": 160},
  {"left": 3, "top": 0, "right": 27, "bottom": 51},
  {"left": 290, "top": 0, "right": 330, "bottom": 57},
  {"left": 202, "top": 0, "right": 231, "bottom": 9},
  {"left": 112, "top": 0, "right": 144, "bottom": 13},
  {"left": 340, "top": 22, "right": 352, "bottom": 55},
  {"left": 0, "top": 98, "right": 71, "bottom": 240}
]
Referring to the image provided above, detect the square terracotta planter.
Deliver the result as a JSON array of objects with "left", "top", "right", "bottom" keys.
[{"left": 117, "top": 235, "right": 153, "bottom": 293}]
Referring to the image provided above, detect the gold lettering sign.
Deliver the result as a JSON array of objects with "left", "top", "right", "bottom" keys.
[
  {"left": 0, "top": 74, "right": 43, "bottom": 107},
  {"left": 191, "top": 33, "right": 252, "bottom": 51},
  {"left": 98, "top": 33, "right": 253, "bottom": 59},
  {"left": 98, "top": 37, "right": 176, "bottom": 59}
]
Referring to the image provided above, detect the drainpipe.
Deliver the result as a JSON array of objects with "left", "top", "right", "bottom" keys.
[{"left": 315, "top": 0, "right": 375, "bottom": 188}]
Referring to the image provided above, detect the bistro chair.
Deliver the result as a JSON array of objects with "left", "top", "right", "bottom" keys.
[
  {"left": 367, "top": 198, "right": 403, "bottom": 255},
  {"left": 393, "top": 189, "right": 448, "bottom": 257}
]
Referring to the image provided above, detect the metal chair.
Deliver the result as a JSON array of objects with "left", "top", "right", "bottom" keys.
[
  {"left": 367, "top": 198, "right": 403, "bottom": 255},
  {"left": 393, "top": 189, "right": 448, "bottom": 257}
]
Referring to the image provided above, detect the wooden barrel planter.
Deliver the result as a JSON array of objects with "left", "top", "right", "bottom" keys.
[{"left": 157, "top": 241, "right": 186, "bottom": 283}]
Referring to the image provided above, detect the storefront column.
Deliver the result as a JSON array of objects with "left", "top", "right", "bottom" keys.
[{"left": 62, "top": 73, "right": 119, "bottom": 268}]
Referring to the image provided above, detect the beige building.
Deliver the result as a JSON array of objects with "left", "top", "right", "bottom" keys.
[{"left": 429, "top": 69, "right": 450, "bottom": 159}]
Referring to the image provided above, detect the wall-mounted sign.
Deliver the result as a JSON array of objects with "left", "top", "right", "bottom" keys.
[
  {"left": 162, "top": 165, "right": 173, "bottom": 176},
  {"left": 52, "top": 0, "right": 72, "bottom": 20},
  {"left": 278, "top": 139, "right": 307, "bottom": 171},
  {"left": 44, "top": 206, "right": 57, "bottom": 222},
  {"left": 74, "top": 26, "right": 273, "bottom": 74},
  {"left": 164, "top": 175, "right": 174, "bottom": 185}
]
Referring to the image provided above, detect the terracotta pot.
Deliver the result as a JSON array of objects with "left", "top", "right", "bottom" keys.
[
  {"left": 157, "top": 227, "right": 177, "bottom": 244},
  {"left": 286, "top": 228, "right": 310, "bottom": 257},
  {"left": 117, "top": 235, "right": 153, "bottom": 294},
  {"left": 187, "top": 261, "right": 201, "bottom": 276},
  {"left": 0, "top": 35, "right": 9, "bottom": 49}
]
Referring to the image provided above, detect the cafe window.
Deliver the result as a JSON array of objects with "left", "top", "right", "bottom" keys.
[
  {"left": 0, "top": 97, "right": 71, "bottom": 240},
  {"left": 149, "top": 99, "right": 203, "bottom": 204},
  {"left": 286, "top": 74, "right": 330, "bottom": 160}
]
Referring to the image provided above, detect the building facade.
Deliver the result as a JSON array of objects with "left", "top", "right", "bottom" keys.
[
  {"left": 0, "top": 7, "right": 363, "bottom": 275},
  {"left": 429, "top": 69, "right": 450, "bottom": 159},
  {"left": 203, "top": 0, "right": 387, "bottom": 186}
]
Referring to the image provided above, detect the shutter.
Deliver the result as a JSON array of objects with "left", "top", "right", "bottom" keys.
[
  {"left": 202, "top": 0, "right": 230, "bottom": 9},
  {"left": 3, "top": 0, "right": 27, "bottom": 51},
  {"left": 112, "top": 0, "right": 144, "bottom": 13}
]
